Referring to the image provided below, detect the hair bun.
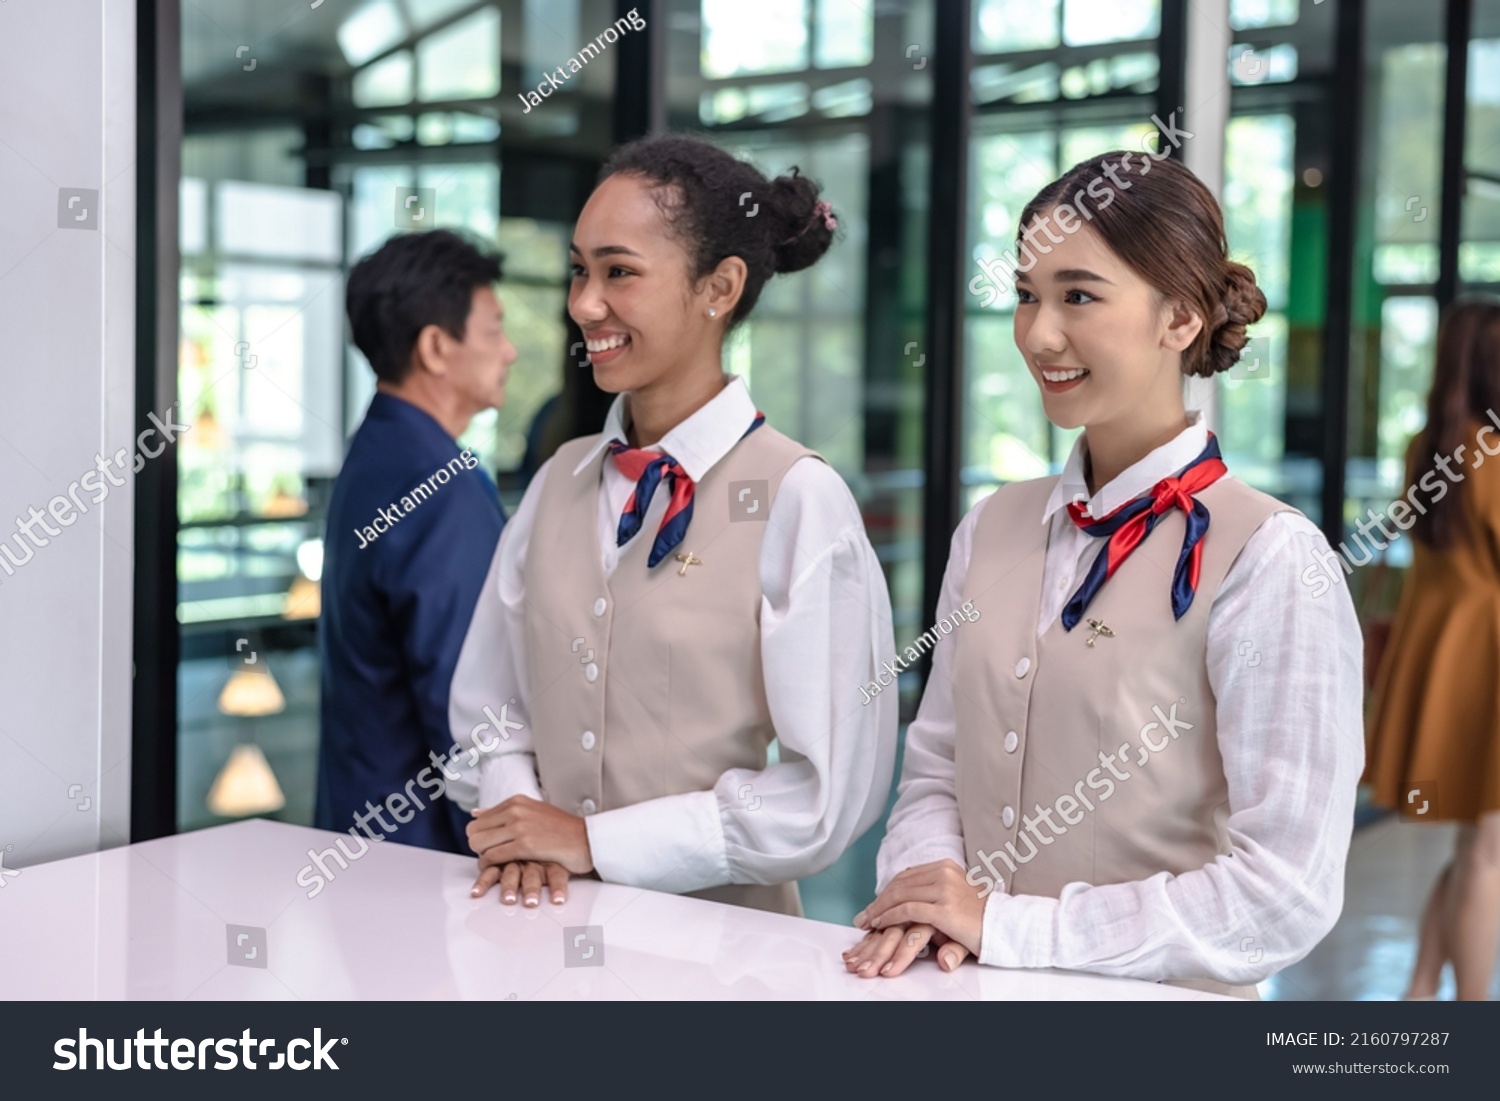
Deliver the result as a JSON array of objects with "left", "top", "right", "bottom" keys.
[
  {"left": 1200, "top": 261, "right": 1268, "bottom": 377},
  {"left": 770, "top": 168, "right": 835, "bottom": 275},
  {"left": 599, "top": 134, "right": 838, "bottom": 328}
]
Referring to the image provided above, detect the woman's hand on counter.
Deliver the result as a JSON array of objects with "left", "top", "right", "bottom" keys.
[
  {"left": 470, "top": 859, "right": 569, "bottom": 906},
  {"left": 852, "top": 860, "right": 984, "bottom": 962},
  {"left": 466, "top": 795, "right": 595, "bottom": 876},
  {"left": 842, "top": 922, "right": 971, "bottom": 977}
]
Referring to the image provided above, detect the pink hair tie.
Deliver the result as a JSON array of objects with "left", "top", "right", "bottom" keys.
[{"left": 779, "top": 200, "right": 837, "bottom": 245}]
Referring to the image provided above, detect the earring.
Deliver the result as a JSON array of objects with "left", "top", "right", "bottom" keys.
[{"left": 708, "top": 308, "right": 717, "bottom": 318}]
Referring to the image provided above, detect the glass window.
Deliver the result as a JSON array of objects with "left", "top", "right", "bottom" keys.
[
  {"left": 353, "top": 50, "right": 413, "bottom": 107},
  {"left": 180, "top": 177, "right": 208, "bottom": 255},
  {"left": 1216, "top": 0, "right": 1336, "bottom": 531},
  {"left": 1229, "top": 41, "right": 1299, "bottom": 85},
  {"left": 1339, "top": 0, "right": 1447, "bottom": 553},
  {"left": 418, "top": 7, "right": 501, "bottom": 100},
  {"left": 814, "top": 0, "right": 873, "bottom": 69},
  {"left": 701, "top": 0, "right": 810, "bottom": 78},
  {"left": 407, "top": 0, "right": 479, "bottom": 30},
  {"left": 972, "top": 5, "right": 1158, "bottom": 105},
  {"left": 177, "top": 0, "right": 547, "bottom": 837},
  {"left": 1219, "top": 114, "right": 1294, "bottom": 486},
  {"left": 1062, "top": 0, "right": 1158, "bottom": 48},
  {"left": 971, "top": 62, "right": 1063, "bottom": 105},
  {"left": 1230, "top": 0, "right": 1299, "bottom": 32},
  {"left": 521, "top": 0, "right": 580, "bottom": 78},
  {"left": 974, "top": 0, "right": 1060, "bottom": 54},
  {"left": 1463, "top": 26, "right": 1500, "bottom": 283},
  {"left": 216, "top": 181, "right": 343, "bottom": 262},
  {"left": 811, "top": 78, "right": 873, "bottom": 117},
  {"left": 973, "top": 0, "right": 1160, "bottom": 58},
  {"left": 177, "top": 145, "right": 344, "bottom": 830},
  {"left": 700, "top": 81, "right": 811, "bottom": 125},
  {"left": 1376, "top": 297, "right": 1439, "bottom": 469},
  {"left": 1372, "top": 44, "right": 1444, "bottom": 286},
  {"left": 338, "top": 1, "right": 408, "bottom": 66}
]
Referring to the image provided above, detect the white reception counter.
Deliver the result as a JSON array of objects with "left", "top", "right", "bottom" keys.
[{"left": 0, "top": 819, "right": 1226, "bottom": 1001}]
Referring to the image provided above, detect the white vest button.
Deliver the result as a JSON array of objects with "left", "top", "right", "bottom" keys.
[
  {"left": 593, "top": 597, "right": 607, "bottom": 617},
  {"left": 581, "top": 798, "right": 597, "bottom": 815},
  {"left": 585, "top": 662, "right": 599, "bottom": 683},
  {"left": 1001, "top": 805, "right": 1015, "bottom": 828},
  {"left": 1004, "top": 730, "right": 1018, "bottom": 753},
  {"left": 1014, "top": 657, "right": 1030, "bottom": 678},
  {"left": 580, "top": 730, "right": 596, "bottom": 750}
]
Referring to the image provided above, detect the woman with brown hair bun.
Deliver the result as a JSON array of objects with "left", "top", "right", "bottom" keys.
[
  {"left": 844, "top": 150, "right": 1365, "bottom": 997},
  {"left": 1367, "top": 295, "right": 1500, "bottom": 1000}
]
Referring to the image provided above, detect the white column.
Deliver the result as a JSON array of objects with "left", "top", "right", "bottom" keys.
[
  {"left": 0, "top": 0, "right": 138, "bottom": 864},
  {"left": 1181, "top": 0, "right": 1232, "bottom": 430}
]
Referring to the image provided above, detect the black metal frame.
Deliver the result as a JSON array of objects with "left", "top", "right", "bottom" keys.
[
  {"left": 1437, "top": 0, "right": 1474, "bottom": 310},
  {"left": 612, "top": 0, "right": 665, "bottom": 144},
  {"left": 1157, "top": 0, "right": 1188, "bottom": 159},
  {"left": 132, "top": 0, "right": 182, "bottom": 842},
  {"left": 1316, "top": 0, "right": 1364, "bottom": 549},
  {"left": 918, "top": 0, "right": 972, "bottom": 646}
]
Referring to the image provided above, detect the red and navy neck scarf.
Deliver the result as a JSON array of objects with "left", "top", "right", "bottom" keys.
[
  {"left": 1060, "top": 432, "right": 1227, "bottom": 630},
  {"left": 607, "top": 412, "right": 767, "bottom": 568}
]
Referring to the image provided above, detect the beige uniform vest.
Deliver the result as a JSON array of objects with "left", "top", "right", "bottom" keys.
[
  {"left": 522, "top": 425, "right": 819, "bottom": 915},
  {"left": 953, "top": 475, "right": 1291, "bottom": 998}
]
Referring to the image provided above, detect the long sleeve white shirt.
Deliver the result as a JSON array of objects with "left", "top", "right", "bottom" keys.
[
  {"left": 448, "top": 374, "right": 899, "bottom": 894},
  {"left": 876, "top": 413, "right": 1365, "bottom": 985}
]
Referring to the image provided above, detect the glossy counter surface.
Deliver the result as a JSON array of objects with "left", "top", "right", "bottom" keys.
[{"left": 0, "top": 820, "right": 1225, "bottom": 1000}]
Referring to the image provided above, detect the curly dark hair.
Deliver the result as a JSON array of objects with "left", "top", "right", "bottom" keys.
[
  {"left": 346, "top": 229, "right": 503, "bottom": 384},
  {"left": 599, "top": 133, "right": 836, "bottom": 328}
]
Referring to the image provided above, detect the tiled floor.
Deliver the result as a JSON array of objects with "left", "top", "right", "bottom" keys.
[{"left": 1264, "top": 815, "right": 1500, "bottom": 1000}]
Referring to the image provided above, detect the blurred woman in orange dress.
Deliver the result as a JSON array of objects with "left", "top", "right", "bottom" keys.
[{"left": 1367, "top": 295, "right": 1500, "bottom": 1000}]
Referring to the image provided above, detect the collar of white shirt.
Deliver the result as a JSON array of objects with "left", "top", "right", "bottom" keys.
[
  {"left": 570, "top": 373, "right": 759, "bottom": 482},
  {"left": 1041, "top": 411, "right": 1211, "bottom": 525}
]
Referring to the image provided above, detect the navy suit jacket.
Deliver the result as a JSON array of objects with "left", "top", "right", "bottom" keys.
[{"left": 315, "top": 392, "right": 505, "bottom": 853}]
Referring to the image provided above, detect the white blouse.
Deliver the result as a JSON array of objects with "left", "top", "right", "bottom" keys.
[
  {"left": 447, "top": 374, "right": 899, "bottom": 895},
  {"left": 876, "top": 414, "right": 1366, "bottom": 985}
]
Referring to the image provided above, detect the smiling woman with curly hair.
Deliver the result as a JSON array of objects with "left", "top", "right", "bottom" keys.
[{"left": 447, "top": 133, "right": 898, "bottom": 916}]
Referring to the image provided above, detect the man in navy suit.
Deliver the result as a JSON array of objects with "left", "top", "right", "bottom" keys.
[{"left": 316, "top": 230, "right": 516, "bottom": 854}]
